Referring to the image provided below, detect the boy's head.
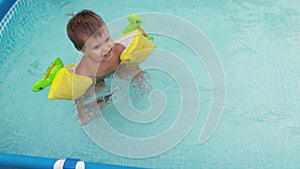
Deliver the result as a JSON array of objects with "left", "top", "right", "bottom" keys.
[{"left": 67, "top": 10, "right": 106, "bottom": 51}]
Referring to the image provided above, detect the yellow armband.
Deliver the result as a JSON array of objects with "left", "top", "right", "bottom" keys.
[
  {"left": 48, "top": 64, "right": 93, "bottom": 100},
  {"left": 117, "top": 30, "right": 156, "bottom": 64}
]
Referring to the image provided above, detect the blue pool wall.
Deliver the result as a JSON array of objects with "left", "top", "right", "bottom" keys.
[
  {"left": 0, "top": 0, "right": 16, "bottom": 21},
  {"left": 0, "top": 152, "right": 142, "bottom": 169}
]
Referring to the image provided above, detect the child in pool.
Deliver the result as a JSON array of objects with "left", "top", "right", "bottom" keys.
[{"left": 66, "top": 10, "right": 142, "bottom": 125}]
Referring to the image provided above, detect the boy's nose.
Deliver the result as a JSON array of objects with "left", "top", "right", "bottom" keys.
[
  {"left": 102, "top": 47, "right": 110, "bottom": 55},
  {"left": 103, "top": 46, "right": 110, "bottom": 54},
  {"left": 103, "top": 42, "right": 114, "bottom": 53}
]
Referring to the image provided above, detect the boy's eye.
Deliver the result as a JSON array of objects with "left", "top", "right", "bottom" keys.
[
  {"left": 93, "top": 38, "right": 111, "bottom": 49},
  {"left": 94, "top": 45, "right": 101, "bottom": 49}
]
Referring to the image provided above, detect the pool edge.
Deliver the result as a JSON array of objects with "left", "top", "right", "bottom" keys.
[{"left": 0, "top": 152, "right": 144, "bottom": 169}]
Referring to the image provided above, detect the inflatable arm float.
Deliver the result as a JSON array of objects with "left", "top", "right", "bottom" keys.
[{"left": 32, "top": 58, "right": 63, "bottom": 92}]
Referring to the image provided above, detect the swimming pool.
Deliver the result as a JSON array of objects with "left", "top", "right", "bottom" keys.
[{"left": 1, "top": 0, "right": 300, "bottom": 168}]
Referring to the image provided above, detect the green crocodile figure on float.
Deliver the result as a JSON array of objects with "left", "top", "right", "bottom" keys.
[{"left": 123, "top": 13, "right": 153, "bottom": 41}]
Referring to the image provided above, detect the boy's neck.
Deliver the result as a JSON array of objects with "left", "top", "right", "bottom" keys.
[{"left": 83, "top": 54, "right": 114, "bottom": 77}]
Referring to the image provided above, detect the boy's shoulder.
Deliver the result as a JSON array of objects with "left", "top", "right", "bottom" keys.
[
  {"left": 115, "top": 43, "right": 125, "bottom": 56},
  {"left": 75, "top": 58, "right": 92, "bottom": 77}
]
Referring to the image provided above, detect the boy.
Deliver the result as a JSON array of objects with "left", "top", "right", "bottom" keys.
[
  {"left": 67, "top": 9, "right": 124, "bottom": 82},
  {"left": 67, "top": 10, "right": 130, "bottom": 125}
]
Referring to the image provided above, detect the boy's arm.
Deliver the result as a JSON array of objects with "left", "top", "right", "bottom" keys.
[
  {"left": 116, "top": 63, "right": 144, "bottom": 80},
  {"left": 74, "top": 98, "right": 90, "bottom": 125},
  {"left": 74, "top": 83, "right": 97, "bottom": 125},
  {"left": 74, "top": 82, "right": 109, "bottom": 125}
]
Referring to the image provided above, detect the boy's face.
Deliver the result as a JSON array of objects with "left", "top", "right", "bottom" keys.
[{"left": 82, "top": 27, "right": 115, "bottom": 63}]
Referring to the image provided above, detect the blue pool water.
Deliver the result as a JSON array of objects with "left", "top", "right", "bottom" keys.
[{"left": 1, "top": 0, "right": 300, "bottom": 168}]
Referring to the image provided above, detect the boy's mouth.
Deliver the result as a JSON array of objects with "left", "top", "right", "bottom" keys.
[{"left": 103, "top": 48, "right": 112, "bottom": 60}]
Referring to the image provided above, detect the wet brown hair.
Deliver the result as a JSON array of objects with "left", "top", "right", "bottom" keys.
[{"left": 66, "top": 9, "right": 105, "bottom": 51}]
